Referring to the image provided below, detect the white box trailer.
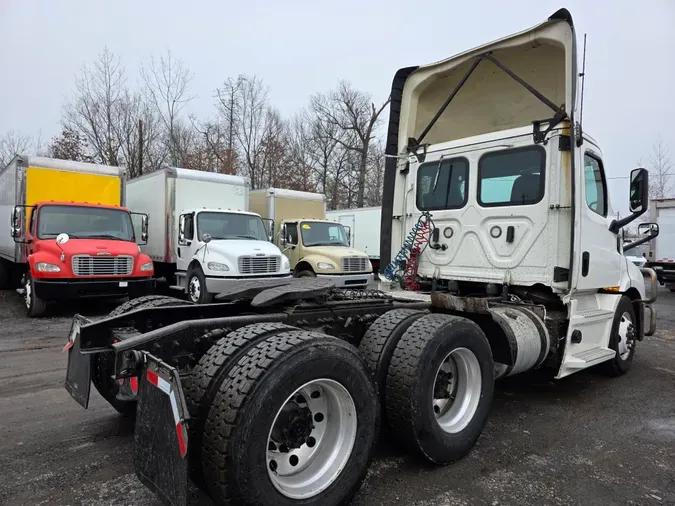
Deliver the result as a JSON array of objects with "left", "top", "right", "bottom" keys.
[
  {"left": 646, "top": 198, "right": 675, "bottom": 288},
  {"left": 126, "top": 168, "right": 291, "bottom": 303},
  {"left": 326, "top": 206, "right": 382, "bottom": 271}
]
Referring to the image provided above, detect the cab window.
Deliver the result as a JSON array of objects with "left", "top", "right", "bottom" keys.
[
  {"left": 416, "top": 157, "right": 469, "bottom": 211},
  {"left": 478, "top": 146, "right": 545, "bottom": 207},
  {"left": 584, "top": 154, "right": 608, "bottom": 216}
]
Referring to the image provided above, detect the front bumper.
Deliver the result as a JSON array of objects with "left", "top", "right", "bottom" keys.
[
  {"left": 316, "top": 272, "right": 374, "bottom": 287},
  {"left": 205, "top": 273, "right": 293, "bottom": 294},
  {"left": 34, "top": 277, "right": 154, "bottom": 300}
]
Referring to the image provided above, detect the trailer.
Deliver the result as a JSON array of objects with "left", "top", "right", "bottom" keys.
[
  {"left": 64, "top": 10, "right": 659, "bottom": 506},
  {"left": 250, "top": 188, "right": 374, "bottom": 287},
  {"left": 0, "top": 155, "right": 153, "bottom": 317},
  {"left": 644, "top": 198, "right": 675, "bottom": 289},
  {"left": 326, "top": 206, "right": 381, "bottom": 271},
  {"left": 126, "top": 168, "right": 292, "bottom": 303}
]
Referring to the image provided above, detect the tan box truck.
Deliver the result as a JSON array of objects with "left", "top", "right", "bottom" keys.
[{"left": 250, "top": 188, "right": 374, "bottom": 287}]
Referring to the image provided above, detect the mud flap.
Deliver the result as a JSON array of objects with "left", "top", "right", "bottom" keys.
[
  {"left": 134, "top": 353, "right": 190, "bottom": 506},
  {"left": 64, "top": 314, "right": 94, "bottom": 408}
]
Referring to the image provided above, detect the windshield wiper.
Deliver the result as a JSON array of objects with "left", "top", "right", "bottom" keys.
[
  {"left": 232, "top": 235, "right": 260, "bottom": 240},
  {"left": 86, "top": 234, "right": 128, "bottom": 241}
]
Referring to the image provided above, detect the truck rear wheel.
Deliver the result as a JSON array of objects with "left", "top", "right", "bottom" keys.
[
  {"left": 92, "top": 296, "right": 192, "bottom": 416},
  {"left": 184, "top": 322, "right": 297, "bottom": 483},
  {"left": 202, "top": 331, "right": 379, "bottom": 506},
  {"left": 385, "top": 313, "right": 494, "bottom": 464},
  {"left": 600, "top": 295, "right": 637, "bottom": 377},
  {"left": 24, "top": 272, "right": 47, "bottom": 317},
  {"left": 358, "top": 308, "right": 427, "bottom": 426}
]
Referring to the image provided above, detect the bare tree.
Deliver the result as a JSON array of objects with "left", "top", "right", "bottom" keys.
[
  {"left": 0, "top": 130, "right": 34, "bottom": 167},
  {"left": 647, "top": 138, "right": 673, "bottom": 199},
  {"left": 140, "top": 50, "right": 195, "bottom": 166},
  {"left": 47, "top": 128, "right": 91, "bottom": 162},
  {"left": 364, "top": 140, "right": 385, "bottom": 206},
  {"left": 310, "top": 81, "right": 390, "bottom": 207},
  {"left": 63, "top": 47, "right": 127, "bottom": 166}
]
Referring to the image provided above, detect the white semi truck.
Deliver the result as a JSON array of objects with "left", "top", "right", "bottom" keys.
[
  {"left": 126, "top": 168, "right": 291, "bottom": 303},
  {"left": 64, "top": 10, "right": 659, "bottom": 506}
]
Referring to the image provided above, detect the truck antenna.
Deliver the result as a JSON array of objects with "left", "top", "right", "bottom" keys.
[{"left": 577, "top": 33, "right": 587, "bottom": 147}]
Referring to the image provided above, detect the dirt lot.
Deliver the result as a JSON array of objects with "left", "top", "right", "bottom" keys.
[{"left": 0, "top": 288, "right": 674, "bottom": 506}]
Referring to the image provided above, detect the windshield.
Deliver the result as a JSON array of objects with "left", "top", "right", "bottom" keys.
[
  {"left": 300, "top": 221, "right": 349, "bottom": 247},
  {"left": 37, "top": 205, "right": 135, "bottom": 241},
  {"left": 197, "top": 212, "right": 268, "bottom": 241}
]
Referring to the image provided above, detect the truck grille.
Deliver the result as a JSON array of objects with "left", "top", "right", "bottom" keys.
[
  {"left": 238, "top": 255, "right": 280, "bottom": 275},
  {"left": 342, "top": 256, "right": 369, "bottom": 272},
  {"left": 71, "top": 255, "right": 134, "bottom": 276}
]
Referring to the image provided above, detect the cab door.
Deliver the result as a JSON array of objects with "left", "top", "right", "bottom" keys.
[
  {"left": 572, "top": 146, "right": 622, "bottom": 291},
  {"left": 176, "top": 212, "right": 195, "bottom": 272}
]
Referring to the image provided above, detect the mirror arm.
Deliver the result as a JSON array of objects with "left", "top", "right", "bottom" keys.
[
  {"left": 609, "top": 209, "right": 647, "bottom": 234},
  {"left": 623, "top": 233, "right": 657, "bottom": 252}
]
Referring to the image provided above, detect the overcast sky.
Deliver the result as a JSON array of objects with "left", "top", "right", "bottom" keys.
[{"left": 1, "top": 0, "right": 673, "bottom": 216}]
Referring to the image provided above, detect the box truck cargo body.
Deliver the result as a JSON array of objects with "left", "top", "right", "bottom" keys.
[
  {"left": 250, "top": 188, "right": 374, "bottom": 287},
  {"left": 0, "top": 155, "right": 153, "bottom": 316},
  {"left": 645, "top": 198, "right": 675, "bottom": 287},
  {"left": 126, "top": 168, "right": 291, "bottom": 303}
]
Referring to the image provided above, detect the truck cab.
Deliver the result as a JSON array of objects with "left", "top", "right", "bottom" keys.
[
  {"left": 279, "top": 218, "right": 374, "bottom": 286},
  {"left": 12, "top": 201, "right": 153, "bottom": 316},
  {"left": 176, "top": 208, "right": 292, "bottom": 303}
]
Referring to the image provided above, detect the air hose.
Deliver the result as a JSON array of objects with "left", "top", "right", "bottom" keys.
[{"left": 383, "top": 212, "right": 433, "bottom": 291}]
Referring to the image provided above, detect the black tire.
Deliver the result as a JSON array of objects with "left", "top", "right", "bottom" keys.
[
  {"left": 669, "top": 288, "right": 675, "bottom": 293},
  {"left": 600, "top": 296, "right": 637, "bottom": 377},
  {"left": 108, "top": 294, "right": 190, "bottom": 317},
  {"left": 184, "top": 322, "right": 297, "bottom": 483},
  {"left": 295, "top": 269, "right": 316, "bottom": 278},
  {"left": 187, "top": 266, "right": 213, "bottom": 304},
  {"left": 358, "top": 309, "right": 427, "bottom": 424},
  {"left": 385, "top": 313, "right": 494, "bottom": 465},
  {"left": 92, "top": 296, "right": 192, "bottom": 416},
  {"left": 24, "top": 272, "right": 47, "bottom": 317},
  {"left": 202, "top": 331, "right": 379, "bottom": 506},
  {"left": 0, "top": 259, "right": 9, "bottom": 289}
]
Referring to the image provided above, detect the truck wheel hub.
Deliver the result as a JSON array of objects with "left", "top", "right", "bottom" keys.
[{"left": 272, "top": 402, "right": 314, "bottom": 449}]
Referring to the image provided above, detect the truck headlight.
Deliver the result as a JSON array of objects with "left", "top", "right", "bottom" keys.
[
  {"left": 35, "top": 262, "right": 60, "bottom": 273},
  {"left": 207, "top": 262, "right": 230, "bottom": 272},
  {"left": 317, "top": 262, "right": 336, "bottom": 270},
  {"left": 282, "top": 256, "right": 290, "bottom": 270},
  {"left": 140, "top": 261, "right": 154, "bottom": 272}
]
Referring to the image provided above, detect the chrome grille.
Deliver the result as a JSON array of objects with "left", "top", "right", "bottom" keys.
[
  {"left": 238, "top": 255, "right": 281, "bottom": 275},
  {"left": 341, "top": 256, "right": 369, "bottom": 272},
  {"left": 72, "top": 255, "right": 134, "bottom": 276}
]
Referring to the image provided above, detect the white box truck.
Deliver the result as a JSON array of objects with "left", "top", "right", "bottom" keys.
[
  {"left": 126, "top": 168, "right": 291, "bottom": 303},
  {"left": 326, "top": 206, "right": 382, "bottom": 272},
  {"left": 645, "top": 198, "right": 675, "bottom": 288}
]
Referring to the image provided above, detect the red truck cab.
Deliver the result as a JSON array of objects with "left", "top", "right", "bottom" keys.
[{"left": 12, "top": 201, "right": 154, "bottom": 316}]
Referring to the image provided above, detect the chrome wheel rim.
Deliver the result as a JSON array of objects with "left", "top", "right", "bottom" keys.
[
  {"left": 617, "top": 311, "right": 634, "bottom": 360},
  {"left": 267, "top": 379, "right": 357, "bottom": 499},
  {"left": 188, "top": 276, "right": 201, "bottom": 302},
  {"left": 432, "top": 347, "right": 482, "bottom": 433},
  {"left": 25, "top": 278, "right": 31, "bottom": 309}
]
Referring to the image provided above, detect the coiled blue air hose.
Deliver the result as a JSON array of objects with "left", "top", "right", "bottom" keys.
[{"left": 384, "top": 212, "right": 432, "bottom": 282}]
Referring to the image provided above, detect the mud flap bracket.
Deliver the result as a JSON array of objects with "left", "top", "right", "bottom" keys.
[{"left": 134, "top": 352, "right": 190, "bottom": 506}]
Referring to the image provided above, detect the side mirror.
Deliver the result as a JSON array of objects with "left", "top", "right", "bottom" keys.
[
  {"left": 178, "top": 215, "right": 186, "bottom": 245},
  {"left": 623, "top": 222, "right": 659, "bottom": 252},
  {"left": 202, "top": 233, "right": 212, "bottom": 244},
  {"left": 140, "top": 214, "right": 149, "bottom": 243},
  {"left": 280, "top": 224, "right": 287, "bottom": 246},
  {"left": 10, "top": 206, "right": 23, "bottom": 239},
  {"left": 344, "top": 226, "right": 352, "bottom": 246},
  {"left": 56, "top": 233, "right": 70, "bottom": 246},
  {"left": 638, "top": 222, "right": 659, "bottom": 238},
  {"left": 629, "top": 168, "right": 649, "bottom": 214}
]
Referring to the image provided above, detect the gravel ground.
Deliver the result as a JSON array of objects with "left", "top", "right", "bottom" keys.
[{"left": 0, "top": 287, "right": 673, "bottom": 506}]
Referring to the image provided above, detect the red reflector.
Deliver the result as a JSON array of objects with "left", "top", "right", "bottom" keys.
[
  {"left": 130, "top": 376, "right": 138, "bottom": 394},
  {"left": 175, "top": 423, "right": 188, "bottom": 457},
  {"left": 147, "top": 369, "right": 159, "bottom": 386}
]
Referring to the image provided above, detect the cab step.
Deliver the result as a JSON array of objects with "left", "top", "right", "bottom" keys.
[{"left": 565, "top": 347, "right": 615, "bottom": 369}]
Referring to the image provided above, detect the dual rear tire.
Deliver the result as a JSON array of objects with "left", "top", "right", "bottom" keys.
[{"left": 186, "top": 324, "right": 379, "bottom": 506}]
